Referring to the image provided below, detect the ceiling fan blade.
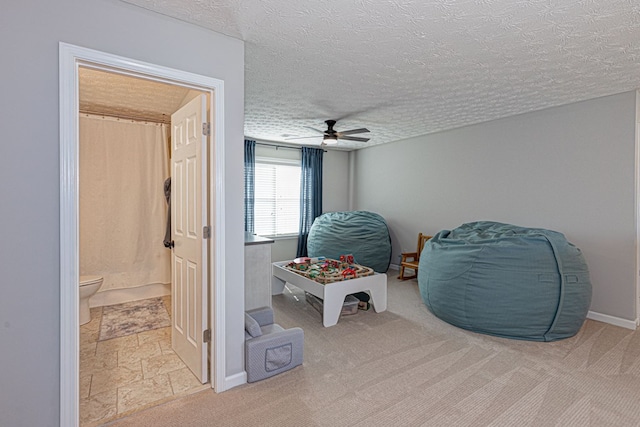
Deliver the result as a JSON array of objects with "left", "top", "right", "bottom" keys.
[
  {"left": 338, "top": 135, "right": 370, "bottom": 142},
  {"left": 303, "top": 126, "right": 326, "bottom": 134},
  {"left": 337, "top": 128, "right": 370, "bottom": 136},
  {"left": 284, "top": 135, "right": 323, "bottom": 140}
]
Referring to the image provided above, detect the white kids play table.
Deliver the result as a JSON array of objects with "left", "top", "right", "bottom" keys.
[{"left": 271, "top": 260, "right": 387, "bottom": 327}]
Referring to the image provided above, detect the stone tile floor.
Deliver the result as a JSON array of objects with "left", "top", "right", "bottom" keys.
[{"left": 79, "top": 296, "right": 209, "bottom": 426}]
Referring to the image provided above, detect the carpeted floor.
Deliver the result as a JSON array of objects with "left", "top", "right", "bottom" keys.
[
  {"left": 106, "top": 274, "right": 640, "bottom": 427},
  {"left": 99, "top": 297, "right": 171, "bottom": 341}
]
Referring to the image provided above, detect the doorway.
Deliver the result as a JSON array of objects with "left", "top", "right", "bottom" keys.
[
  {"left": 78, "top": 68, "right": 210, "bottom": 424},
  {"left": 60, "top": 43, "right": 227, "bottom": 427}
]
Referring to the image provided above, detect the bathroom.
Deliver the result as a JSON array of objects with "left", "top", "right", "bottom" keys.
[{"left": 78, "top": 66, "right": 208, "bottom": 425}]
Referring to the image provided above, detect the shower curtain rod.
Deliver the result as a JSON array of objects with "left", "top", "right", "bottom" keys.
[
  {"left": 79, "top": 110, "right": 169, "bottom": 124},
  {"left": 255, "top": 141, "right": 327, "bottom": 152}
]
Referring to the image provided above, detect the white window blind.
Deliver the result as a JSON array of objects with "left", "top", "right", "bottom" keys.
[{"left": 254, "top": 158, "right": 301, "bottom": 237}]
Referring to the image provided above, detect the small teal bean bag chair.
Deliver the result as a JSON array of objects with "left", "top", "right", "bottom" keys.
[
  {"left": 307, "top": 211, "right": 391, "bottom": 273},
  {"left": 418, "top": 221, "right": 592, "bottom": 342}
]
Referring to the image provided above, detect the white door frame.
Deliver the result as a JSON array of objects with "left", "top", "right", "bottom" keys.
[
  {"left": 59, "top": 42, "right": 227, "bottom": 426},
  {"left": 636, "top": 90, "right": 640, "bottom": 328}
]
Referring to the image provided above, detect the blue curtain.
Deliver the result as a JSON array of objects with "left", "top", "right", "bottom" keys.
[
  {"left": 244, "top": 139, "right": 256, "bottom": 233},
  {"left": 296, "top": 147, "right": 324, "bottom": 257}
]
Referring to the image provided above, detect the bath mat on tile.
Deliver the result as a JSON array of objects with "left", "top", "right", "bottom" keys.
[{"left": 99, "top": 297, "right": 170, "bottom": 341}]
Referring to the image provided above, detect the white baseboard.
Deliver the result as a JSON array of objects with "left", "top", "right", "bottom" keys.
[
  {"left": 89, "top": 283, "right": 170, "bottom": 307},
  {"left": 388, "top": 263, "right": 400, "bottom": 271},
  {"left": 223, "top": 371, "right": 247, "bottom": 391},
  {"left": 587, "top": 310, "right": 637, "bottom": 330}
]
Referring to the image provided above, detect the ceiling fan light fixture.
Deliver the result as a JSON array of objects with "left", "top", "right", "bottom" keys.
[{"left": 323, "top": 135, "right": 338, "bottom": 145}]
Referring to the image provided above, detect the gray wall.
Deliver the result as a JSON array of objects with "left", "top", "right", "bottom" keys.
[
  {"left": 322, "top": 149, "right": 351, "bottom": 214},
  {"left": 354, "top": 92, "right": 637, "bottom": 321},
  {"left": 0, "top": 1, "right": 244, "bottom": 425}
]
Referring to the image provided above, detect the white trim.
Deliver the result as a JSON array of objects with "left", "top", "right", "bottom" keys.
[
  {"left": 224, "top": 371, "right": 247, "bottom": 390},
  {"left": 198, "top": 93, "right": 210, "bottom": 384},
  {"left": 387, "top": 263, "right": 400, "bottom": 271},
  {"left": 59, "top": 43, "right": 80, "bottom": 427},
  {"left": 587, "top": 310, "right": 637, "bottom": 330},
  {"left": 89, "top": 283, "right": 170, "bottom": 308},
  {"left": 59, "top": 42, "right": 228, "bottom": 426},
  {"left": 636, "top": 89, "right": 640, "bottom": 329},
  {"left": 212, "top": 78, "right": 228, "bottom": 393}
]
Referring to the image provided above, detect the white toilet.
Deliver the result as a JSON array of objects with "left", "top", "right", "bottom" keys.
[{"left": 79, "top": 275, "right": 103, "bottom": 325}]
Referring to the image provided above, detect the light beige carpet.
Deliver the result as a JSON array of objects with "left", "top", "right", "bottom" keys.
[{"left": 107, "top": 275, "right": 640, "bottom": 427}]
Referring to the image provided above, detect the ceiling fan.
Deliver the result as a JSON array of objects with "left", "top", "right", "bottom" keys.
[{"left": 286, "top": 120, "right": 370, "bottom": 145}]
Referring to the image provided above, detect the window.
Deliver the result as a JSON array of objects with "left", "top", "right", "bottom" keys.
[{"left": 254, "top": 157, "right": 301, "bottom": 237}]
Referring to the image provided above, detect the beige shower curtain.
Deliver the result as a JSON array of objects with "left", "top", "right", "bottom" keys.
[{"left": 79, "top": 114, "right": 171, "bottom": 292}]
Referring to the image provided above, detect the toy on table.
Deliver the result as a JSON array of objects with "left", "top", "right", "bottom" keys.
[
  {"left": 339, "top": 254, "right": 356, "bottom": 269},
  {"left": 289, "top": 256, "right": 326, "bottom": 271},
  {"left": 341, "top": 267, "right": 357, "bottom": 279},
  {"left": 284, "top": 255, "right": 373, "bottom": 284}
]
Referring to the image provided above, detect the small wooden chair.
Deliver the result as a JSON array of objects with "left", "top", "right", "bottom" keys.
[{"left": 398, "top": 233, "right": 432, "bottom": 280}]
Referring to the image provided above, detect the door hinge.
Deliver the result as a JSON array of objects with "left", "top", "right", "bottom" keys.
[
  {"left": 203, "top": 225, "right": 211, "bottom": 239},
  {"left": 203, "top": 329, "right": 211, "bottom": 343},
  {"left": 202, "top": 122, "right": 211, "bottom": 136}
]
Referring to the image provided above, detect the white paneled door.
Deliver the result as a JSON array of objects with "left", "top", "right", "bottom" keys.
[{"left": 171, "top": 94, "right": 208, "bottom": 383}]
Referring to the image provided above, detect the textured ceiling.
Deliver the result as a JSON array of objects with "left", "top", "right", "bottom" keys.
[
  {"left": 120, "top": 0, "right": 640, "bottom": 149},
  {"left": 79, "top": 67, "right": 190, "bottom": 123}
]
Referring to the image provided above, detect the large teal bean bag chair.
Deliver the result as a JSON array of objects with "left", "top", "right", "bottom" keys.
[
  {"left": 307, "top": 211, "right": 391, "bottom": 273},
  {"left": 418, "top": 221, "right": 592, "bottom": 342}
]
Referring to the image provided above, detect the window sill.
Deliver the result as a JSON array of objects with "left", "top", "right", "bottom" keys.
[{"left": 262, "top": 234, "right": 298, "bottom": 241}]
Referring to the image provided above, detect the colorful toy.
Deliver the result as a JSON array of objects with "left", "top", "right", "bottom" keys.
[
  {"left": 284, "top": 258, "right": 373, "bottom": 284},
  {"left": 341, "top": 267, "right": 357, "bottom": 279}
]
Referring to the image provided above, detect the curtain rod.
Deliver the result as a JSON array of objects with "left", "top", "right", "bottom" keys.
[
  {"left": 255, "top": 141, "right": 327, "bottom": 152},
  {"left": 79, "top": 110, "right": 169, "bottom": 124}
]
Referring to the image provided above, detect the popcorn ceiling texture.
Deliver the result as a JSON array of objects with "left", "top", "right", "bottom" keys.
[
  {"left": 118, "top": 0, "right": 640, "bottom": 149},
  {"left": 79, "top": 68, "right": 191, "bottom": 123}
]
